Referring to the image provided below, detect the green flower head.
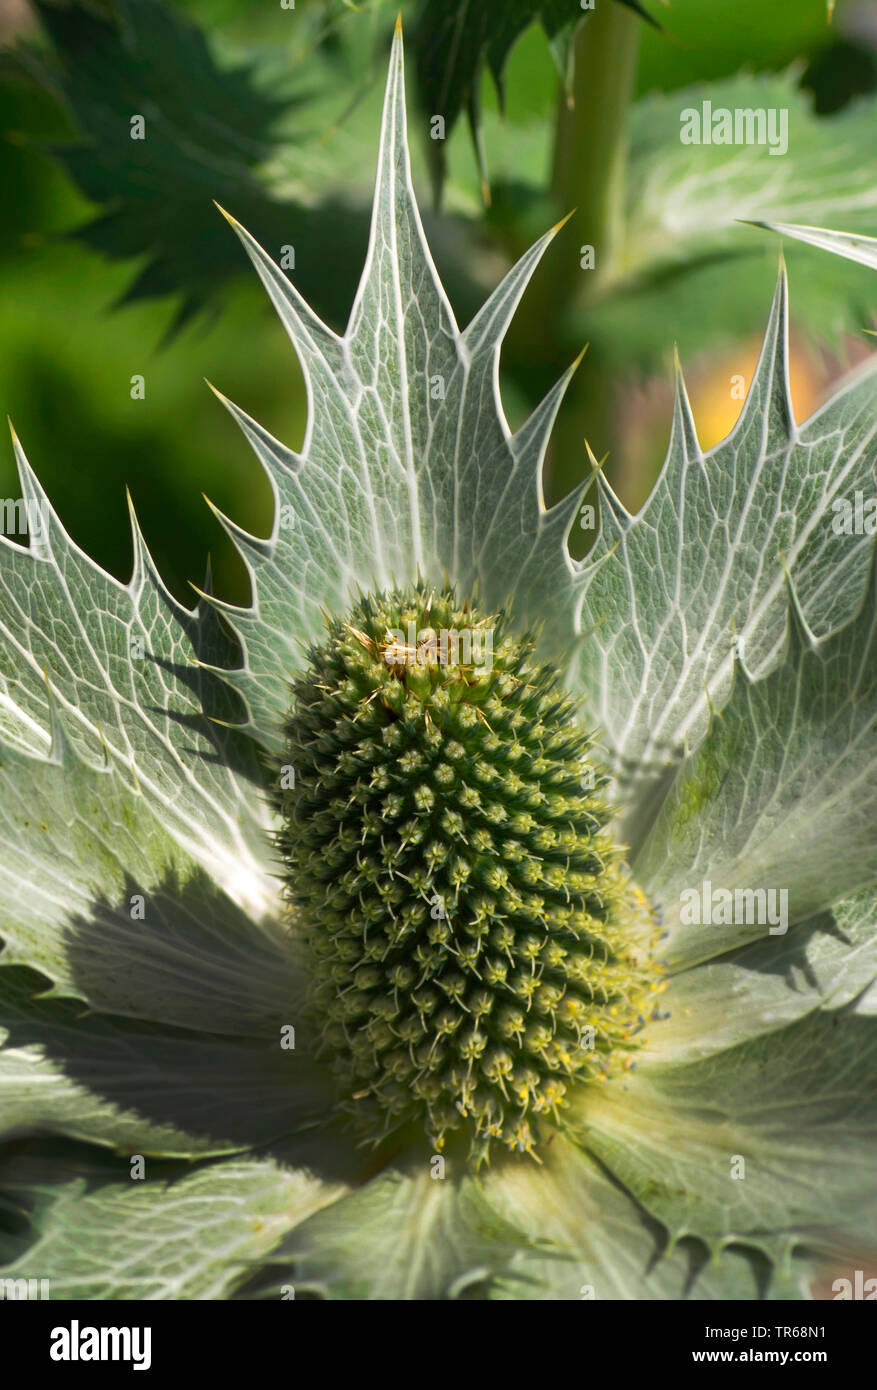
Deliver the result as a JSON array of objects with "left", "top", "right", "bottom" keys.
[
  {"left": 1, "top": 27, "right": 876, "bottom": 1301},
  {"left": 277, "top": 584, "right": 662, "bottom": 1164}
]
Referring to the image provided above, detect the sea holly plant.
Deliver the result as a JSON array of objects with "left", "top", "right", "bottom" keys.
[{"left": 1, "top": 27, "right": 876, "bottom": 1301}]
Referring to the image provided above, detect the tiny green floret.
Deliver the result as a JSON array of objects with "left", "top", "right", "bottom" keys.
[{"left": 278, "top": 585, "right": 663, "bottom": 1164}]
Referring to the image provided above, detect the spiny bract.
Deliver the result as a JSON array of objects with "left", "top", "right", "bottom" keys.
[{"left": 277, "top": 584, "right": 662, "bottom": 1163}]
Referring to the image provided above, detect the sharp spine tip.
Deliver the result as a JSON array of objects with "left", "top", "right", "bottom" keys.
[{"left": 551, "top": 208, "right": 576, "bottom": 235}]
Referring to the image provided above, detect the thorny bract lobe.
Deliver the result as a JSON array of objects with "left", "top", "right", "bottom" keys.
[{"left": 277, "top": 585, "right": 664, "bottom": 1165}]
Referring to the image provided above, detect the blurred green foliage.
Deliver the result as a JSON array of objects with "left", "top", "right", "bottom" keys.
[
  {"left": 411, "top": 0, "right": 657, "bottom": 200},
  {"left": 636, "top": 0, "right": 834, "bottom": 92}
]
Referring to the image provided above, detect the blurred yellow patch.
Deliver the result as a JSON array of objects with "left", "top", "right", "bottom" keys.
[{"left": 689, "top": 335, "right": 823, "bottom": 450}]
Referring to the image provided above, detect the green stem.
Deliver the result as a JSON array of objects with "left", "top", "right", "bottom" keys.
[
  {"left": 538, "top": 3, "right": 641, "bottom": 522},
  {"left": 504, "top": 7, "right": 642, "bottom": 519},
  {"left": 550, "top": 1, "right": 640, "bottom": 298}
]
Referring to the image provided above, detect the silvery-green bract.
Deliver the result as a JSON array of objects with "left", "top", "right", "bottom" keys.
[{"left": 1, "top": 29, "right": 876, "bottom": 1300}]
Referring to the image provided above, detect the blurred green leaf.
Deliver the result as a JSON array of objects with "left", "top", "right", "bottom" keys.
[
  {"left": 624, "top": 75, "right": 877, "bottom": 281},
  {"left": 584, "top": 72, "right": 877, "bottom": 372},
  {"left": 636, "top": 0, "right": 833, "bottom": 95},
  {"left": 411, "top": 0, "right": 656, "bottom": 201},
  {"left": 6, "top": 0, "right": 371, "bottom": 334}
]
